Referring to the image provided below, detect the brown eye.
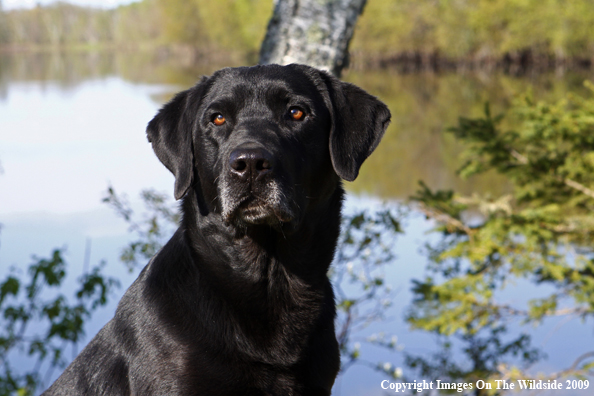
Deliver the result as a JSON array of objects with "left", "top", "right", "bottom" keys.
[
  {"left": 213, "top": 114, "right": 226, "bottom": 126},
  {"left": 289, "top": 107, "right": 305, "bottom": 121}
]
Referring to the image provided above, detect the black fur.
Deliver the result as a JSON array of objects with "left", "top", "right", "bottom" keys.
[{"left": 42, "top": 64, "right": 390, "bottom": 396}]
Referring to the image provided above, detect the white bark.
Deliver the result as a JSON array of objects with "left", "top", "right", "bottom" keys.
[{"left": 259, "top": 0, "right": 367, "bottom": 77}]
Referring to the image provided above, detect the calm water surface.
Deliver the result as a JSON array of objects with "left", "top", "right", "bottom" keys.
[{"left": 1, "top": 51, "right": 592, "bottom": 395}]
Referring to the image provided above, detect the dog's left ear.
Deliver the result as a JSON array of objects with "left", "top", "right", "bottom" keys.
[
  {"left": 147, "top": 77, "right": 208, "bottom": 200},
  {"left": 320, "top": 73, "right": 391, "bottom": 182}
]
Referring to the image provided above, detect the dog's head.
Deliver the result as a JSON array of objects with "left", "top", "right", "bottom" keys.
[{"left": 147, "top": 64, "right": 390, "bottom": 232}]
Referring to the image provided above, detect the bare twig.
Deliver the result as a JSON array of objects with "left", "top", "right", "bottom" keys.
[
  {"left": 552, "top": 351, "right": 594, "bottom": 378},
  {"left": 416, "top": 203, "right": 474, "bottom": 238},
  {"left": 510, "top": 149, "right": 528, "bottom": 164},
  {"left": 497, "top": 304, "right": 589, "bottom": 318},
  {"left": 563, "top": 178, "right": 594, "bottom": 200}
]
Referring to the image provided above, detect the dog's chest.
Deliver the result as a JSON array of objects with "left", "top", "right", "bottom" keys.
[{"left": 228, "top": 256, "right": 325, "bottom": 358}]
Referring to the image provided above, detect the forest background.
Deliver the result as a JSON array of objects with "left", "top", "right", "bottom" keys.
[{"left": 3, "top": 0, "right": 594, "bottom": 71}]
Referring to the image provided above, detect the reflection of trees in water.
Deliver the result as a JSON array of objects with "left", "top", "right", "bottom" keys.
[
  {"left": 2, "top": 51, "right": 592, "bottom": 201},
  {"left": 0, "top": 51, "right": 116, "bottom": 91},
  {"left": 347, "top": 70, "right": 593, "bottom": 199},
  {"left": 0, "top": 51, "right": 221, "bottom": 92}
]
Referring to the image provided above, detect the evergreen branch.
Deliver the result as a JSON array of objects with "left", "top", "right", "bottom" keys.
[{"left": 510, "top": 149, "right": 594, "bottom": 200}]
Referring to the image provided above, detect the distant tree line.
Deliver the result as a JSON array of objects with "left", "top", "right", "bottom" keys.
[
  {"left": 0, "top": 0, "right": 272, "bottom": 62},
  {"left": 352, "top": 0, "right": 594, "bottom": 71},
  {"left": 2, "top": 0, "right": 594, "bottom": 71}
]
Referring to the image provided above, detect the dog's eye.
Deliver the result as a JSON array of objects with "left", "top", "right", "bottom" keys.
[
  {"left": 212, "top": 114, "right": 226, "bottom": 126},
  {"left": 289, "top": 107, "right": 305, "bottom": 121}
]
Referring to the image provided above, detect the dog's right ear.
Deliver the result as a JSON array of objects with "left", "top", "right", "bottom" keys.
[{"left": 147, "top": 77, "right": 208, "bottom": 200}]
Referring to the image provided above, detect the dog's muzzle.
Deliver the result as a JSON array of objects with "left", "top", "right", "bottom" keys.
[{"left": 220, "top": 145, "right": 295, "bottom": 228}]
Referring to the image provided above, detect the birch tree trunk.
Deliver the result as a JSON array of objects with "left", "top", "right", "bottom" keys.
[{"left": 259, "top": 0, "right": 367, "bottom": 77}]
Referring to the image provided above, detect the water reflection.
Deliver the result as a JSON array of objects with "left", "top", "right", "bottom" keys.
[
  {"left": 346, "top": 69, "right": 594, "bottom": 197},
  {"left": 3, "top": 50, "right": 591, "bottom": 199},
  {"left": 0, "top": 49, "right": 243, "bottom": 94}
]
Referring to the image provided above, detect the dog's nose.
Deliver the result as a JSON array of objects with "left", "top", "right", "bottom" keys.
[{"left": 229, "top": 147, "right": 274, "bottom": 180}]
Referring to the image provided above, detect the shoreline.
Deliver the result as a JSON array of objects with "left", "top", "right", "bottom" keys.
[{"left": 2, "top": 45, "right": 594, "bottom": 75}]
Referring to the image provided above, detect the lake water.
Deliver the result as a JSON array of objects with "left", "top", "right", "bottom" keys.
[{"left": 1, "top": 51, "right": 592, "bottom": 395}]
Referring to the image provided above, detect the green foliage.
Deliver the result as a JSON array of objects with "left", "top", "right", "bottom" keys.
[
  {"left": 352, "top": 0, "right": 594, "bottom": 60},
  {"left": 0, "top": 0, "right": 271, "bottom": 58},
  {"left": 113, "top": 0, "right": 162, "bottom": 45},
  {"left": 0, "top": 3, "right": 117, "bottom": 48},
  {"left": 4, "top": 0, "right": 594, "bottom": 64},
  {"left": 0, "top": 250, "right": 119, "bottom": 395},
  {"left": 345, "top": 69, "right": 594, "bottom": 199},
  {"left": 156, "top": 0, "right": 272, "bottom": 56},
  {"left": 155, "top": 0, "right": 202, "bottom": 45},
  {"left": 409, "top": 83, "right": 594, "bottom": 384}
]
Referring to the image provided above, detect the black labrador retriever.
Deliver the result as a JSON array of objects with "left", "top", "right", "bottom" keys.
[{"left": 42, "top": 64, "right": 390, "bottom": 396}]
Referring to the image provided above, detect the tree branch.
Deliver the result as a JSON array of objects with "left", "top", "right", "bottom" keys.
[
  {"left": 563, "top": 178, "right": 594, "bottom": 200},
  {"left": 416, "top": 202, "right": 474, "bottom": 238},
  {"left": 511, "top": 149, "right": 594, "bottom": 200},
  {"left": 497, "top": 304, "right": 589, "bottom": 318},
  {"left": 553, "top": 351, "right": 594, "bottom": 378}
]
